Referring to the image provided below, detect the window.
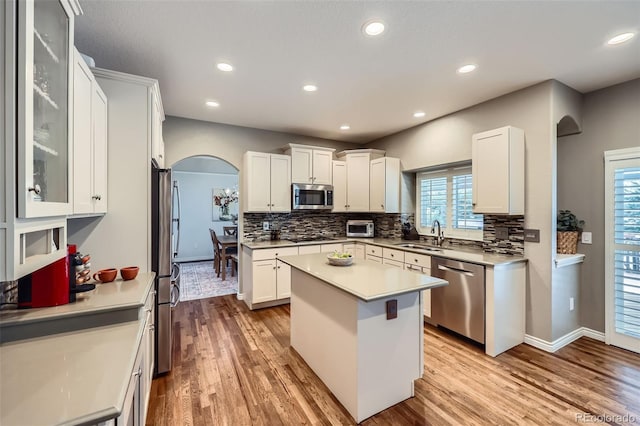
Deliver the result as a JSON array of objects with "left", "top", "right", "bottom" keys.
[{"left": 416, "top": 166, "right": 483, "bottom": 240}]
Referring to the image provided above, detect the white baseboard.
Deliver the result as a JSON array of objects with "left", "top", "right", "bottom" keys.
[
  {"left": 524, "top": 327, "right": 605, "bottom": 353},
  {"left": 175, "top": 256, "right": 214, "bottom": 263},
  {"left": 236, "top": 293, "right": 244, "bottom": 300}
]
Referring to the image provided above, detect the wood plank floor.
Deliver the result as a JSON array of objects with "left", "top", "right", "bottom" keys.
[{"left": 146, "top": 296, "right": 640, "bottom": 425}]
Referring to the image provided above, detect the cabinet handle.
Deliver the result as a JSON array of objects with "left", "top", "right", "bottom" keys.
[
  {"left": 149, "top": 325, "right": 155, "bottom": 331},
  {"left": 92, "top": 195, "right": 102, "bottom": 200},
  {"left": 28, "top": 184, "right": 41, "bottom": 195},
  {"left": 146, "top": 307, "right": 152, "bottom": 312},
  {"left": 133, "top": 368, "right": 142, "bottom": 378}
]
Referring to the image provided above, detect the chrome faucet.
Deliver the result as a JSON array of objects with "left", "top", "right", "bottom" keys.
[{"left": 430, "top": 220, "right": 445, "bottom": 247}]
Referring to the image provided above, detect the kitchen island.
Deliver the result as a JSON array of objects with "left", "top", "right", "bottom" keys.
[{"left": 278, "top": 253, "right": 447, "bottom": 423}]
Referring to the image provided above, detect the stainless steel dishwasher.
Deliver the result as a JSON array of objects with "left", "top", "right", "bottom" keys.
[{"left": 431, "top": 257, "right": 486, "bottom": 344}]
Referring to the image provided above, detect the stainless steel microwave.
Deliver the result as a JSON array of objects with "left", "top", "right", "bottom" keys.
[
  {"left": 346, "top": 220, "right": 374, "bottom": 238},
  {"left": 292, "top": 183, "right": 333, "bottom": 210}
]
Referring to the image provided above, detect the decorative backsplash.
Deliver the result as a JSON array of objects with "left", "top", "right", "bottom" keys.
[
  {"left": 0, "top": 280, "right": 18, "bottom": 308},
  {"left": 243, "top": 212, "right": 525, "bottom": 256}
]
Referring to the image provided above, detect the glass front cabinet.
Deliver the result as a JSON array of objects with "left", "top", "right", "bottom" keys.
[{"left": 18, "top": 0, "right": 78, "bottom": 218}]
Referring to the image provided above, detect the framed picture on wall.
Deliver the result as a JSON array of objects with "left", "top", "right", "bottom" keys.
[{"left": 213, "top": 188, "right": 238, "bottom": 222}]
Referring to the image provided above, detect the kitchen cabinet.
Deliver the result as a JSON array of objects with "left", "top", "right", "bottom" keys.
[
  {"left": 332, "top": 161, "right": 347, "bottom": 212},
  {"left": 119, "top": 341, "right": 144, "bottom": 426},
  {"left": 332, "top": 154, "right": 370, "bottom": 212},
  {"left": 243, "top": 152, "right": 291, "bottom": 213},
  {"left": 320, "top": 243, "right": 343, "bottom": 253},
  {"left": 299, "top": 245, "right": 321, "bottom": 255},
  {"left": 369, "top": 157, "right": 400, "bottom": 213},
  {"left": 472, "top": 126, "right": 524, "bottom": 215},
  {"left": 343, "top": 243, "right": 365, "bottom": 259},
  {"left": 151, "top": 90, "right": 164, "bottom": 167},
  {"left": 365, "top": 244, "right": 382, "bottom": 263},
  {"left": 287, "top": 144, "right": 335, "bottom": 185},
  {"left": 71, "top": 48, "right": 108, "bottom": 215},
  {"left": 141, "top": 287, "right": 155, "bottom": 421},
  {"left": 404, "top": 252, "right": 433, "bottom": 317},
  {"left": 242, "top": 246, "right": 299, "bottom": 307}
]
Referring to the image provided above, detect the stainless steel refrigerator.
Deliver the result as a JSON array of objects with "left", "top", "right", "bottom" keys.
[{"left": 151, "top": 162, "right": 181, "bottom": 375}]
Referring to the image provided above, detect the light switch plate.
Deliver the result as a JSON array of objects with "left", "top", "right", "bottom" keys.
[
  {"left": 581, "top": 231, "right": 592, "bottom": 244},
  {"left": 263, "top": 221, "right": 270, "bottom": 231},
  {"left": 524, "top": 229, "right": 540, "bottom": 243}
]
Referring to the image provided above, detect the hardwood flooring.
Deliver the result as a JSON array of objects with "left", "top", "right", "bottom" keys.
[{"left": 146, "top": 296, "right": 640, "bottom": 425}]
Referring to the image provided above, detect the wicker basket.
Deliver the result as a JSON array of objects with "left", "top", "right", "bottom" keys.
[{"left": 557, "top": 231, "right": 579, "bottom": 254}]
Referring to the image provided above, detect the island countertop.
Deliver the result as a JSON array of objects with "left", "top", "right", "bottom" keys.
[{"left": 279, "top": 253, "right": 447, "bottom": 302}]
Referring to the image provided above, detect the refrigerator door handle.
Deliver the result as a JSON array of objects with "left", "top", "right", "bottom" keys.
[
  {"left": 171, "top": 263, "right": 181, "bottom": 282},
  {"left": 170, "top": 283, "right": 180, "bottom": 308},
  {"left": 173, "top": 181, "right": 181, "bottom": 258}
]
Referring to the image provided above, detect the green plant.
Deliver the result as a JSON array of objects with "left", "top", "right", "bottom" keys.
[{"left": 557, "top": 210, "right": 585, "bottom": 232}]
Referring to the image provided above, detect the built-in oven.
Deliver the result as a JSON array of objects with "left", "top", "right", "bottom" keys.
[
  {"left": 346, "top": 220, "right": 374, "bottom": 237},
  {"left": 292, "top": 183, "right": 333, "bottom": 210}
]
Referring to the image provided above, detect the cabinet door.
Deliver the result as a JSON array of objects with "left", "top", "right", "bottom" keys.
[
  {"left": 472, "top": 128, "right": 510, "bottom": 214},
  {"left": 269, "top": 154, "right": 291, "bottom": 212},
  {"left": 252, "top": 260, "right": 277, "bottom": 303},
  {"left": 312, "top": 150, "right": 333, "bottom": 184},
  {"left": 92, "top": 84, "right": 108, "bottom": 213},
  {"left": 332, "top": 161, "right": 347, "bottom": 212},
  {"left": 18, "top": 0, "right": 74, "bottom": 218},
  {"left": 244, "top": 152, "right": 271, "bottom": 212},
  {"left": 346, "top": 154, "right": 370, "bottom": 211},
  {"left": 72, "top": 50, "right": 93, "bottom": 214},
  {"left": 354, "top": 244, "right": 366, "bottom": 260},
  {"left": 369, "top": 158, "right": 385, "bottom": 212},
  {"left": 151, "top": 91, "right": 163, "bottom": 167},
  {"left": 291, "top": 147, "right": 313, "bottom": 184},
  {"left": 276, "top": 260, "right": 291, "bottom": 299}
]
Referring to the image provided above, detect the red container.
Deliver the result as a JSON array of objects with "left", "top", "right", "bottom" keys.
[{"left": 18, "top": 256, "right": 70, "bottom": 308}]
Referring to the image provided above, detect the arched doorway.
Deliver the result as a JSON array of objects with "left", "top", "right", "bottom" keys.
[{"left": 171, "top": 155, "right": 239, "bottom": 301}]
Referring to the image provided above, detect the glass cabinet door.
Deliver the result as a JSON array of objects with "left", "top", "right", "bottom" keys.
[{"left": 18, "top": 0, "right": 73, "bottom": 218}]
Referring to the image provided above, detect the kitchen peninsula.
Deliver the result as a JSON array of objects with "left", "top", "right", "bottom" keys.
[{"left": 278, "top": 253, "right": 447, "bottom": 423}]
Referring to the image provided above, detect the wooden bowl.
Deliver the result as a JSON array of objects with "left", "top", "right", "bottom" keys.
[{"left": 120, "top": 266, "right": 139, "bottom": 281}]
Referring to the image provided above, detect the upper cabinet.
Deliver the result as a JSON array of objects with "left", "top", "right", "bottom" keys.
[
  {"left": 370, "top": 157, "right": 400, "bottom": 213},
  {"left": 243, "top": 152, "right": 291, "bottom": 213},
  {"left": 151, "top": 90, "right": 165, "bottom": 167},
  {"left": 17, "top": 0, "right": 80, "bottom": 218},
  {"left": 332, "top": 161, "right": 347, "bottom": 212},
  {"left": 287, "top": 144, "right": 335, "bottom": 185},
  {"left": 71, "top": 48, "right": 107, "bottom": 215},
  {"left": 472, "top": 126, "right": 525, "bottom": 215}
]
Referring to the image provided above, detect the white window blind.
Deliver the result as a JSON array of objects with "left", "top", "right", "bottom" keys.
[
  {"left": 613, "top": 167, "right": 640, "bottom": 338},
  {"left": 416, "top": 167, "right": 483, "bottom": 240}
]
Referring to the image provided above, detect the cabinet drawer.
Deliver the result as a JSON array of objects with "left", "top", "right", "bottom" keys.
[
  {"left": 366, "top": 255, "right": 382, "bottom": 264},
  {"left": 404, "top": 252, "right": 432, "bottom": 269},
  {"left": 252, "top": 246, "right": 299, "bottom": 261},
  {"left": 383, "top": 258, "right": 404, "bottom": 268},
  {"left": 382, "top": 247, "right": 405, "bottom": 262},
  {"left": 404, "top": 263, "right": 427, "bottom": 274},
  {"left": 365, "top": 244, "right": 382, "bottom": 257}
]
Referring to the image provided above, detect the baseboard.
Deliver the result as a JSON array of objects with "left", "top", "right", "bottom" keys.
[
  {"left": 524, "top": 327, "right": 605, "bottom": 353},
  {"left": 236, "top": 293, "right": 245, "bottom": 300},
  {"left": 175, "top": 256, "right": 214, "bottom": 263}
]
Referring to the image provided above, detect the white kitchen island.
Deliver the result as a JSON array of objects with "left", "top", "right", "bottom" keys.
[{"left": 278, "top": 253, "right": 448, "bottom": 423}]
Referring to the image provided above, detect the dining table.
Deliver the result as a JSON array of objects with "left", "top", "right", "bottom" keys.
[{"left": 217, "top": 235, "right": 238, "bottom": 281}]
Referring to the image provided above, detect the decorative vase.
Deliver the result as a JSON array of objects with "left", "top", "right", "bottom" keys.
[{"left": 220, "top": 204, "right": 231, "bottom": 220}]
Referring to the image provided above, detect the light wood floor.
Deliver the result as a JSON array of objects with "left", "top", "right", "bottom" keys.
[{"left": 146, "top": 296, "right": 640, "bottom": 425}]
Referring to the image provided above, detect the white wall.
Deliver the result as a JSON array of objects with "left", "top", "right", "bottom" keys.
[{"left": 173, "top": 171, "right": 238, "bottom": 262}]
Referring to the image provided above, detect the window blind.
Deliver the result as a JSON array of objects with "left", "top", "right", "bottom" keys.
[
  {"left": 452, "top": 174, "right": 483, "bottom": 230},
  {"left": 613, "top": 167, "right": 640, "bottom": 338},
  {"left": 419, "top": 176, "right": 447, "bottom": 228}
]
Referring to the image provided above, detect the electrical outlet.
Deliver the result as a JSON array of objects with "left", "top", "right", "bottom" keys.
[
  {"left": 569, "top": 297, "right": 575, "bottom": 311},
  {"left": 581, "top": 231, "right": 592, "bottom": 244},
  {"left": 495, "top": 227, "right": 509, "bottom": 240},
  {"left": 263, "top": 221, "right": 270, "bottom": 231}
]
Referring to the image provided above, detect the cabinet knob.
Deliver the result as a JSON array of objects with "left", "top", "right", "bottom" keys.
[
  {"left": 28, "top": 184, "right": 41, "bottom": 195},
  {"left": 92, "top": 195, "right": 102, "bottom": 200},
  {"left": 277, "top": 266, "right": 281, "bottom": 269},
  {"left": 390, "top": 253, "right": 394, "bottom": 257},
  {"left": 381, "top": 204, "right": 384, "bottom": 208},
  {"left": 273, "top": 266, "right": 276, "bottom": 270}
]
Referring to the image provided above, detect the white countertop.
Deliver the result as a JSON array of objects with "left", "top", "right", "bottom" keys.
[
  {"left": 279, "top": 253, "right": 448, "bottom": 301},
  {"left": 242, "top": 237, "right": 526, "bottom": 267},
  {"left": 0, "top": 320, "right": 142, "bottom": 426},
  {"left": 0, "top": 272, "right": 155, "bottom": 329}
]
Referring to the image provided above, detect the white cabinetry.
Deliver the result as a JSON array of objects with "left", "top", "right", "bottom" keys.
[
  {"left": 343, "top": 243, "right": 365, "bottom": 260},
  {"left": 71, "top": 48, "right": 108, "bottom": 215},
  {"left": 242, "top": 246, "right": 299, "bottom": 307},
  {"left": 243, "top": 152, "right": 291, "bottom": 213},
  {"left": 333, "top": 153, "right": 375, "bottom": 212},
  {"left": 370, "top": 157, "right": 400, "bottom": 213},
  {"left": 365, "top": 244, "right": 382, "bottom": 263},
  {"left": 332, "top": 161, "right": 347, "bottom": 212},
  {"left": 472, "top": 126, "right": 524, "bottom": 215},
  {"left": 67, "top": 68, "right": 164, "bottom": 272},
  {"left": 287, "top": 144, "right": 334, "bottom": 185},
  {"left": 404, "top": 252, "right": 433, "bottom": 317},
  {"left": 151, "top": 90, "right": 164, "bottom": 167}
]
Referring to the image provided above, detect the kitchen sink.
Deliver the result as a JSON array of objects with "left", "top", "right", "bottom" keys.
[{"left": 393, "top": 243, "right": 443, "bottom": 252}]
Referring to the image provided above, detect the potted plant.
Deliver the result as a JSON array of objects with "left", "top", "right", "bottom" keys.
[{"left": 557, "top": 210, "right": 585, "bottom": 254}]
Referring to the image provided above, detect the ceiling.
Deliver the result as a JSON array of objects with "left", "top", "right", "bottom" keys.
[{"left": 74, "top": 1, "right": 640, "bottom": 143}]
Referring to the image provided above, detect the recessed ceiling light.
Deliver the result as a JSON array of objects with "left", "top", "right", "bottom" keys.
[
  {"left": 413, "top": 111, "right": 426, "bottom": 118},
  {"left": 216, "top": 62, "right": 233, "bottom": 72},
  {"left": 205, "top": 100, "right": 220, "bottom": 107},
  {"left": 363, "top": 20, "right": 385, "bottom": 36},
  {"left": 607, "top": 32, "right": 635, "bottom": 45},
  {"left": 303, "top": 84, "right": 318, "bottom": 92},
  {"left": 457, "top": 64, "right": 477, "bottom": 74},
  {"left": 340, "top": 124, "right": 351, "bottom": 130}
]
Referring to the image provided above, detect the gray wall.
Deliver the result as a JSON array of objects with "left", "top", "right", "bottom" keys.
[
  {"left": 558, "top": 78, "right": 640, "bottom": 333},
  {"left": 163, "top": 116, "right": 358, "bottom": 169},
  {"left": 173, "top": 170, "right": 238, "bottom": 263},
  {"left": 366, "top": 80, "right": 580, "bottom": 342}
]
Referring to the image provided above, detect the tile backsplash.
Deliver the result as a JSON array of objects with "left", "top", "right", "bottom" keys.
[{"left": 243, "top": 212, "right": 524, "bottom": 256}]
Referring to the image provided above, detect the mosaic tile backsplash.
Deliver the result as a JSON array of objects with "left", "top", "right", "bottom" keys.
[{"left": 243, "top": 212, "right": 525, "bottom": 255}]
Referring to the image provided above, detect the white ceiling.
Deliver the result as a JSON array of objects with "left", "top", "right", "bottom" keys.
[{"left": 74, "top": 1, "right": 640, "bottom": 143}]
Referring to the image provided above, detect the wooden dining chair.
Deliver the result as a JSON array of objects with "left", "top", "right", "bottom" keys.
[
  {"left": 209, "top": 228, "right": 221, "bottom": 275},
  {"left": 223, "top": 226, "right": 237, "bottom": 236}
]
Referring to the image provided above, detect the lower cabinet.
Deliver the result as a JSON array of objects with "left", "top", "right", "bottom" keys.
[
  {"left": 404, "top": 252, "right": 432, "bottom": 318},
  {"left": 252, "top": 258, "right": 293, "bottom": 302},
  {"left": 343, "top": 243, "right": 365, "bottom": 260},
  {"left": 119, "top": 347, "right": 144, "bottom": 426}
]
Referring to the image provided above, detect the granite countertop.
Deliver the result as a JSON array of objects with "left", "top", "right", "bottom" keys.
[
  {"left": 0, "top": 320, "right": 143, "bottom": 426},
  {"left": 0, "top": 272, "right": 155, "bottom": 328},
  {"left": 279, "top": 253, "right": 448, "bottom": 302},
  {"left": 242, "top": 237, "right": 526, "bottom": 267}
]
